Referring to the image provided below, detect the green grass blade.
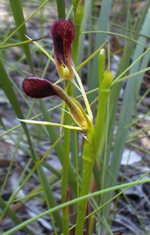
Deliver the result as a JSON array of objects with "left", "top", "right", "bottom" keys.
[
  {"left": 87, "top": 0, "right": 113, "bottom": 110},
  {"left": 110, "top": 5, "right": 150, "bottom": 184},
  {"left": 40, "top": 100, "right": 77, "bottom": 194},
  {"left": 77, "top": 0, "right": 91, "bottom": 67},
  {"left": 75, "top": 0, "right": 91, "bottom": 97},
  {"left": 102, "top": 3, "right": 150, "bottom": 221},
  {"left": 56, "top": 0, "right": 65, "bottom": 19},
  {"left": 2, "top": 177, "right": 150, "bottom": 235},
  {"left": 110, "top": 7, "right": 150, "bottom": 190},
  {"left": 9, "top": 0, "right": 34, "bottom": 75},
  {"left": 0, "top": 58, "right": 27, "bottom": 128},
  {"left": 0, "top": 58, "right": 63, "bottom": 232},
  {"left": 0, "top": 198, "right": 35, "bottom": 235},
  {"left": 0, "top": 58, "right": 34, "bottom": 155}
]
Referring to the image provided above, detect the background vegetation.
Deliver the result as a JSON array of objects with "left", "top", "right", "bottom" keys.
[{"left": 0, "top": 0, "right": 150, "bottom": 234}]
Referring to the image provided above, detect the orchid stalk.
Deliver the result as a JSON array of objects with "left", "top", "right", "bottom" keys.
[
  {"left": 22, "top": 77, "right": 90, "bottom": 130},
  {"left": 20, "top": 19, "right": 113, "bottom": 234},
  {"left": 51, "top": 19, "right": 76, "bottom": 235},
  {"left": 75, "top": 55, "right": 113, "bottom": 235},
  {"left": 21, "top": 74, "right": 94, "bottom": 235},
  {"left": 21, "top": 19, "right": 92, "bottom": 235}
]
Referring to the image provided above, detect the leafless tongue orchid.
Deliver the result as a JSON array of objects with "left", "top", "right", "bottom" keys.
[
  {"left": 51, "top": 19, "right": 75, "bottom": 80},
  {"left": 21, "top": 20, "right": 90, "bottom": 130},
  {"left": 22, "top": 77, "right": 89, "bottom": 130}
]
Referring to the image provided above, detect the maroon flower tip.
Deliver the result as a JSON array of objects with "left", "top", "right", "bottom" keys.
[
  {"left": 51, "top": 19, "right": 75, "bottom": 79},
  {"left": 51, "top": 19, "right": 75, "bottom": 59},
  {"left": 22, "top": 77, "right": 57, "bottom": 98}
]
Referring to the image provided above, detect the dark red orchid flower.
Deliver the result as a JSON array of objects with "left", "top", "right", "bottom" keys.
[
  {"left": 22, "top": 77, "right": 89, "bottom": 129},
  {"left": 51, "top": 19, "right": 75, "bottom": 80},
  {"left": 22, "top": 77, "right": 57, "bottom": 98}
]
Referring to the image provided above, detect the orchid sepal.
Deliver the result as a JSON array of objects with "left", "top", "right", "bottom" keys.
[
  {"left": 22, "top": 77, "right": 90, "bottom": 130},
  {"left": 51, "top": 19, "right": 75, "bottom": 80},
  {"left": 18, "top": 119, "right": 84, "bottom": 131}
]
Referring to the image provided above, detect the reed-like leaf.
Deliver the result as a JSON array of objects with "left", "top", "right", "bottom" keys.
[
  {"left": 56, "top": 0, "right": 65, "bottom": 19},
  {"left": 3, "top": 177, "right": 150, "bottom": 235},
  {"left": 101, "top": 3, "right": 150, "bottom": 223},
  {"left": 40, "top": 99, "right": 77, "bottom": 193},
  {"left": 0, "top": 56, "right": 63, "bottom": 232},
  {"left": 9, "top": 0, "right": 34, "bottom": 75},
  {"left": 0, "top": 198, "right": 35, "bottom": 235},
  {"left": 87, "top": 0, "right": 113, "bottom": 111}
]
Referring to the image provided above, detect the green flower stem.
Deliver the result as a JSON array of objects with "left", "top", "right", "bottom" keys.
[
  {"left": 75, "top": 125, "right": 95, "bottom": 235},
  {"left": 93, "top": 70, "right": 113, "bottom": 157},
  {"left": 61, "top": 81, "right": 74, "bottom": 234},
  {"left": 72, "top": 0, "right": 79, "bottom": 9},
  {"left": 98, "top": 49, "right": 106, "bottom": 89},
  {"left": 72, "top": 25, "right": 81, "bottom": 65},
  {"left": 92, "top": 49, "right": 108, "bottom": 190},
  {"left": 76, "top": 42, "right": 107, "bottom": 72},
  {"left": 62, "top": 112, "right": 71, "bottom": 235},
  {"left": 88, "top": 214, "right": 94, "bottom": 235},
  {"left": 56, "top": 0, "right": 65, "bottom": 19},
  {"left": 75, "top": 71, "right": 113, "bottom": 234}
]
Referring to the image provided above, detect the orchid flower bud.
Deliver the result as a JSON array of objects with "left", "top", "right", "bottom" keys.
[
  {"left": 51, "top": 19, "right": 75, "bottom": 80},
  {"left": 22, "top": 77, "right": 57, "bottom": 98},
  {"left": 100, "top": 70, "right": 113, "bottom": 90},
  {"left": 22, "top": 77, "right": 89, "bottom": 130}
]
